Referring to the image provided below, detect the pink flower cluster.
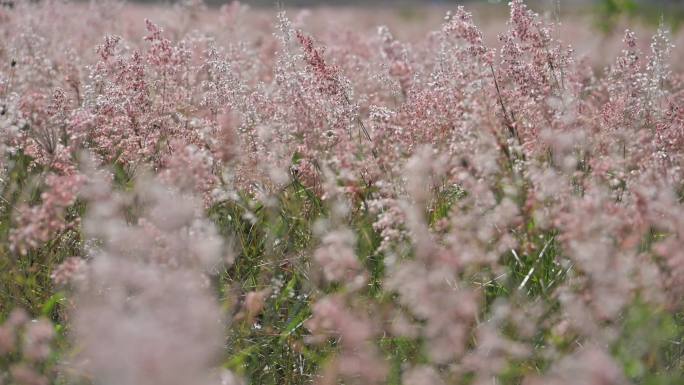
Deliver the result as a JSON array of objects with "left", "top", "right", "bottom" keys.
[
  {"left": 0, "top": 0, "right": 683, "bottom": 384},
  {"left": 0, "top": 309, "right": 55, "bottom": 385}
]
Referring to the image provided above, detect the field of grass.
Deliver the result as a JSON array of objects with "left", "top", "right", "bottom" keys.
[{"left": 1, "top": 1, "right": 684, "bottom": 385}]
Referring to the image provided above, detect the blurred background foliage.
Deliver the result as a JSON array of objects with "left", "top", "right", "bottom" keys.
[
  {"left": 118, "top": 0, "right": 684, "bottom": 32},
  {"left": 595, "top": 0, "right": 684, "bottom": 32}
]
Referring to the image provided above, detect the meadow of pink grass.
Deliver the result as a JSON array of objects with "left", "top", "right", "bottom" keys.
[{"left": 1, "top": 1, "right": 684, "bottom": 384}]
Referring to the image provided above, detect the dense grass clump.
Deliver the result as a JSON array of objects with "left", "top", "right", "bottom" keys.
[{"left": 1, "top": 1, "right": 684, "bottom": 384}]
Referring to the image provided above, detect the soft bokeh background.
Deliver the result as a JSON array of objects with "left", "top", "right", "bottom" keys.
[{"left": 117, "top": 0, "right": 684, "bottom": 72}]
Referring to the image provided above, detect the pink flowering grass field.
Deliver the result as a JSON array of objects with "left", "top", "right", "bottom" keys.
[{"left": 1, "top": 0, "right": 684, "bottom": 384}]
